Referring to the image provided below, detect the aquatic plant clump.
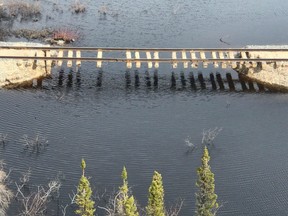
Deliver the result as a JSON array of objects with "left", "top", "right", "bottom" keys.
[
  {"left": 202, "top": 127, "right": 222, "bottom": 145},
  {"left": 21, "top": 134, "right": 48, "bottom": 153},
  {"left": 71, "top": 1, "right": 86, "bottom": 14}
]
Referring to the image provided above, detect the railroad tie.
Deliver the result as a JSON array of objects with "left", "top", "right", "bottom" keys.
[
  {"left": 76, "top": 50, "right": 81, "bottom": 66},
  {"left": 67, "top": 50, "right": 73, "bottom": 67},
  {"left": 218, "top": 52, "right": 226, "bottom": 68},
  {"left": 146, "top": 51, "right": 153, "bottom": 69},
  {"left": 200, "top": 52, "right": 208, "bottom": 68},
  {"left": 211, "top": 51, "right": 219, "bottom": 68},
  {"left": 190, "top": 51, "right": 198, "bottom": 68},
  {"left": 154, "top": 51, "right": 159, "bottom": 69},
  {"left": 228, "top": 51, "right": 237, "bottom": 68},
  {"left": 135, "top": 51, "right": 141, "bottom": 68},
  {"left": 172, "top": 51, "right": 177, "bottom": 69},
  {"left": 96, "top": 49, "right": 103, "bottom": 68},
  {"left": 57, "top": 50, "right": 63, "bottom": 67},
  {"left": 126, "top": 51, "right": 132, "bottom": 69},
  {"left": 182, "top": 51, "right": 188, "bottom": 69}
]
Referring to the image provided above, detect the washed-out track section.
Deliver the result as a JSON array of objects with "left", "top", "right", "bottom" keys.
[{"left": 1, "top": 46, "right": 288, "bottom": 69}]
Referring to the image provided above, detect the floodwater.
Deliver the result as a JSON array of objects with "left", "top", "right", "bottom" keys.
[{"left": 1, "top": 0, "right": 288, "bottom": 215}]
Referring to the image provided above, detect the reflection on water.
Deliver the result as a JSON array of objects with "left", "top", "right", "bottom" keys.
[{"left": 3, "top": 0, "right": 288, "bottom": 215}]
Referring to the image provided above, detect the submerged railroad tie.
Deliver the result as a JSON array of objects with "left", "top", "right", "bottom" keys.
[{"left": 1, "top": 46, "right": 288, "bottom": 69}]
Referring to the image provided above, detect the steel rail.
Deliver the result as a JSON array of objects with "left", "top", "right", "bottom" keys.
[
  {"left": 0, "top": 56, "right": 288, "bottom": 62},
  {"left": 1, "top": 46, "right": 288, "bottom": 52}
]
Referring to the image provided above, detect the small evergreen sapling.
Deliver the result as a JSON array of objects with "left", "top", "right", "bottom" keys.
[
  {"left": 75, "top": 159, "right": 95, "bottom": 216},
  {"left": 125, "top": 195, "right": 138, "bottom": 216},
  {"left": 117, "top": 166, "right": 139, "bottom": 216},
  {"left": 195, "top": 146, "right": 218, "bottom": 216},
  {"left": 146, "top": 171, "right": 165, "bottom": 216}
]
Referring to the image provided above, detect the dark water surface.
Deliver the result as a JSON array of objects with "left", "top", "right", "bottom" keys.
[{"left": 2, "top": 0, "right": 288, "bottom": 215}]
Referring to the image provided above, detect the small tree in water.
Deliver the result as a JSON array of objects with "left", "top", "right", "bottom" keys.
[
  {"left": 146, "top": 171, "right": 165, "bottom": 216},
  {"left": 195, "top": 146, "right": 218, "bottom": 216},
  {"left": 75, "top": 159, "right": 95, "bottom": 216}
]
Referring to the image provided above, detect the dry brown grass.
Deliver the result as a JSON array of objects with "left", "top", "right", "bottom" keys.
[{"left": 53, "top": 28, "right": 80, "bottom": 43}]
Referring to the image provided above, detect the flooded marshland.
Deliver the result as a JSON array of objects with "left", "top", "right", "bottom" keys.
[{"left": 1, "top": 0, "right": 288, "bottom": 215}]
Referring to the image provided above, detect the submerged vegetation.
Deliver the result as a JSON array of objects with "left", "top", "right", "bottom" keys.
[
  {"left": 0, "top": 130, "right": 220, "bottom": 215},
  {"left": 0, "top": 145, "right": 219, "bottom": 216}
]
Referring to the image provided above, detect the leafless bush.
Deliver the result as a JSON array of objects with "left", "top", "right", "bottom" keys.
[
  {"left": 15, "top": 178, "right": 61, "bottom": 216},
  {"left": 4, "top": 1, "right": 41, "bottom": 20},
  {"left": 21, "top": 134, "right": 48, "bottom": 153},
  {"left": 60, "top": 190, "right": 77, "bottom": 216},
  {"left": 202, "top": 127, "right": 223, "bottom": 145},
  {"left": 98, "top": 190, "right": 123, "bottom": 215},
  {"left": 71, "top": 0, "right": 86, "bottom": 14},
  {"left": 184, "top": 136, "right": 197, "bottom": 152},
  {"left": 166, "top": 199, "right": 184, "bottom": 216},
  {"left": 0, "top": 162, "right": 13, "bottom": 216},
  {"left": 19, "top": 169, "right": 31, "bottom": 189}
]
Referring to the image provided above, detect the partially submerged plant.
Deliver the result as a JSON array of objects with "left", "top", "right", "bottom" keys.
[
  {"left": 184, "top": 136, "right": 197, "bottom": 152},
  {"left": 71, "top": 0, "right": 86, "bottom": 14},
  {"left": 21, "top": 134, "right": 48, "bottom": 153},
  {"left": 98, "top": 5, "right": 108, "bottom": 16},
  {"left": 0, "top": 133, "right": 8, "bottom": 147},
  {"left": 202, "top": 127, "right": 223, "bottom": 145}
]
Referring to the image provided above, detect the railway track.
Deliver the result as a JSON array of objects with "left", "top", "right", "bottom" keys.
[{"left": 1, "top": 46, "right": 288, "bottom": 69}]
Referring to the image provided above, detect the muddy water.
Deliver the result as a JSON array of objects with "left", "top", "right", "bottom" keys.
[{"left": 1, "top": 0, "right": 288, "bottom": 215}]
